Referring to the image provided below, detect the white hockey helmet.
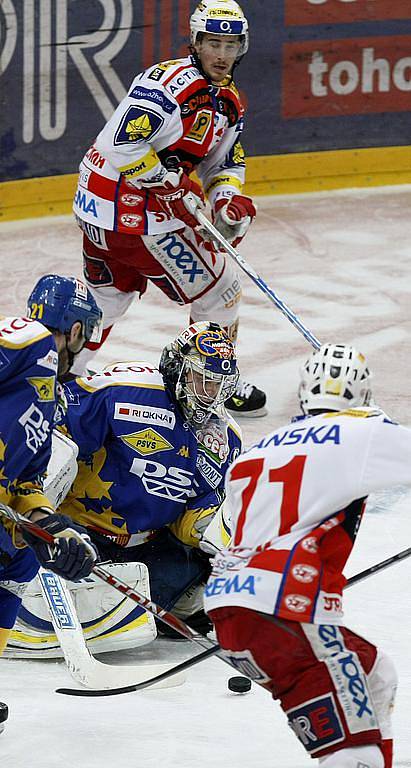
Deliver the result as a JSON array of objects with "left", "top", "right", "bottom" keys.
[
  {"left": 190, "top": 0, "right": 249, "bottom": 57},
  {"left": 298, "top": 343, "right": 373, "bottom": 414}
]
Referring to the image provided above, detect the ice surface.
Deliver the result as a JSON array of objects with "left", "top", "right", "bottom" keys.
[{"left": 1, "top": 185, "right": 410, "bottom": 766}]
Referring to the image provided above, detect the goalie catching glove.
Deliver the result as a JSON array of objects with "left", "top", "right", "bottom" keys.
[
  {"left": 169, "top": 503, "right": 231, "bottom": 555},
  {"left": 21, "top": 512, "right": 98, "bottom": 581},
  {"left": 212, "top": 195, "right": 256, "bottom": 247},
  {"left": 140, "top": 168, "right": 204, "bottom": 229}
]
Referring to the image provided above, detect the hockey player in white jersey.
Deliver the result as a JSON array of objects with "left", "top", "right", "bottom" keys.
[
  {"left": 205, "top": 344, "right": 404, "bottom": 768},
  {"left": 72, "top": 0, "right": 266, "bottom": 417}
]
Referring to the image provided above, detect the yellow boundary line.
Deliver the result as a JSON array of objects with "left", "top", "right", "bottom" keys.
[{"left": 1, "top": 145, "right": 411, "bottom": 222}]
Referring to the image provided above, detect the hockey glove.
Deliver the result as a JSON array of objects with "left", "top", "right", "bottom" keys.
[
  {"left": 213, "top": 195, "right": 256, "bottom": 247},
  {"left": 142, "top": 169, "right": 204, "bottom": 229},
  {"left": 22, "top": 513, "right": 98, "bottom": 581}
]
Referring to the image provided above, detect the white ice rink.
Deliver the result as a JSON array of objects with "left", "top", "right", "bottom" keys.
[{"left": 0, "top": 185, "right": 411, "bottom": 766}]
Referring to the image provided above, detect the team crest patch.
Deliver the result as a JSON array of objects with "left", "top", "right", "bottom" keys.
[
  {"left": 186, "top": 109, "right": 212, "bottom": 144},
  {"left": 114, "top": 106, "right": 164, "bottom": 145},
  {"left": 27, "top": 376, "right": 55, "bottom": 401},
  {"left": 195, "top": 330, "right": 234, "bottom": 359},
  {"left": 120, "top": 428, "right": 173, "bottom": 456}
]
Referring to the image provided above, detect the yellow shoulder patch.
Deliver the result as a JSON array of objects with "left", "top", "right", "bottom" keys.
[
  {"left": 121, "top": 428, "right": 172, "bottom": 456},
  {"left": 27, "top": 376, "right": 55, "bottom": 401}
]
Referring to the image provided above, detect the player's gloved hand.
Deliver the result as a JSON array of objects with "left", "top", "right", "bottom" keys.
[
  {"left": 213, "top": 195, "right": 256, "bottom": 247},
  {"left": 143, "top": 169, "right": 204, "bottom": 229},
  {"left": 21, "top": 512, "right": 99, "bottom": 581}
]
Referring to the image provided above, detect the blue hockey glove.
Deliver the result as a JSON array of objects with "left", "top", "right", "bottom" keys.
[{"left": 22, "top": 513, "right": 99, "bottom": 581}]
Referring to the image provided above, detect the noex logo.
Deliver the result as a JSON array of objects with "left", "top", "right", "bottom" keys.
[{"left": 282, "top": 36, "right": 411, "bottom": 118}]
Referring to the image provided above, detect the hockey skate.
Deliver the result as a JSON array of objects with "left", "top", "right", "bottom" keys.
[
  {"left": 0, "top": 702, "right": 8, "bottom": 735},
  {"left": 225, "top": 379, "right": 267, "bottom": 417}
]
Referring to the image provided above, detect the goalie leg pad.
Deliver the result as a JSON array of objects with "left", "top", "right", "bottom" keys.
[{"left": 5, "top": 562, "right": 156, "bottom": 658}]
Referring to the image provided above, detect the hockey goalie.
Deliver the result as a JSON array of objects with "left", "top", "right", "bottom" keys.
[{"left": 6, "top": 321, "right": 238, "bottom": 658}]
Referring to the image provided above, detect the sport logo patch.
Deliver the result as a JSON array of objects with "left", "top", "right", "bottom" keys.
[
  {"left": 114, "top": 403, "right": 175, "bottom": 430},
  {"left": 186, "top": 109, "right": 212, "bottom": 144},
  {"left": 120, "top": 428, "right": 173, "bottom": 456},
  {"left": 36, "top": 349, "right": 58, "bottom": 372},
  {"left": 39, "top": 571, "right": 76, "bottom": 629},
  {"left": 311, "top": 625, "right": 377, "bottom": 733},
  {"left": 287, "top": 694, "right": 344, "bottom": 754},
  {"left": 27, "top": 376, "right": 55, "bottom": 402},
  {"left": 120, "top": 213, "right": 142, "bottom": 228},
  {"left": 284, "top": 594, "right": 312, "bottom": 613},
  {"left": 18, "top": 403, "right": 51, "bottom": 454},
  {"left": 195, "top": 330, "right": 234, "bottom": 359},
  {"left": 291, "top": 564, "right": 319, "bottom": 583},
  {"left": 197, "top": 424, "right": 229, "bottom": 465},
  {"left": 114, "top": 106, "right": 164, "bottom": 145},
  {"left": 129, "top": 458, "right": 193, "bottom": 503},
  {"left": 197, "top": 452, "right": 223, "bottom": 488}
]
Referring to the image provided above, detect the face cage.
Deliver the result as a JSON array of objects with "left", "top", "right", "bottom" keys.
[{"left": 176, "top": 357, "right": 239, "bottom": 426}]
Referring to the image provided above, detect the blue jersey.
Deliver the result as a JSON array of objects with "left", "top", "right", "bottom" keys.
[
  {"left": 0, "top": 316, "right": 58, "bottom": 623},
  {"left": 60, "top": 362, "right": 242, "bottom": 543}
]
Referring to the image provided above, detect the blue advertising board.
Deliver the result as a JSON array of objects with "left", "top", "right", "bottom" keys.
[{"left": 1, "top": 0, "right": 410, "bottom": 183}]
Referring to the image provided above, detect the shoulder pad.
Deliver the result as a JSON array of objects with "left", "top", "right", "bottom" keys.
[
  {"left": 145, "top": 57, "right": 188, "bottom": 83},
  {"left": 76, "top": 361, "right": 164, "bottom": 393},
  {"left": 0, "top": 316, "right": 51, "bottom": 349}
]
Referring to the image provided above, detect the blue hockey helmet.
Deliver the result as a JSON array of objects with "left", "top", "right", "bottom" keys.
[{"left": 27, "top": 274, "right": 103, "bottom": 344}]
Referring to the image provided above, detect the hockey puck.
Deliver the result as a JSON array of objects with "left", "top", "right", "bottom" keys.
[{"left": 227, "top": 676, "right": 252, "bottom": 693}]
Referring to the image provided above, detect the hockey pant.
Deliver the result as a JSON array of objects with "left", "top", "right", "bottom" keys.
[
  {"left": 209, "top": 607, "right": 397, "bottom": 762},
  {"left": 0, "top": 524, "right": 39, "bottom": 652},
  {"left": 88, "top": 527, "right": 211, "bottom": 612},
  {"left": 72, "top": 221, "right": 241, "bottom": 374}
]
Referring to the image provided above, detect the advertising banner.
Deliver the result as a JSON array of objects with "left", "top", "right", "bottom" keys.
[{"left": 0, "top": 0, "right": 410, "bottom": 182}]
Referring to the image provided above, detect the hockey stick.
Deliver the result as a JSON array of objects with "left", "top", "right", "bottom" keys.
[
  {"left": 185, "top": 195, "right": 321, "bottom": 350},
  {"left": 58, "top": 542, "right": 411, "bottom": 696},
  {"left": 0, "top": 504, "right": 184, "bottom": 691},
  {"left": 4, "top": 504, "right": 410, "bottom": 696}
]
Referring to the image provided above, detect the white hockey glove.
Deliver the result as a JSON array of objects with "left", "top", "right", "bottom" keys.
[
  {"left": 139, "top": 168, "right": 205, "bottom": 228},
  {"left": 212, "top": 195, "right": 256, "bottom": 247}
]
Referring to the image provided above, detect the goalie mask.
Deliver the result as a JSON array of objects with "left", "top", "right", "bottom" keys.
[
  {"left": 190, "top": 0, "right": 249, "bottom": 58},
  {"left": 27, "top": 274, "right": 103, "bottom": 345},
  {"left": 299, "top": 343, "right": 373, "bottom": 414},
  {"left": 159, "top": 321, "right": 239, "bottom": 428}
]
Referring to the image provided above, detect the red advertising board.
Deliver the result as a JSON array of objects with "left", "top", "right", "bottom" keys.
[
  {"left": 285, "top": 0, "right": 411, "bottom": 26},
  {"left": 282, "top": 35, "right": 411, "bottom": 118}
]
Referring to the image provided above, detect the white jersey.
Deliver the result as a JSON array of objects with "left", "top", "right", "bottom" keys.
[
  {"left": 204, "top": 407, "right": 411, "bottom": 624},
  {"left": 73, "top": 56, "right": 245, "bottom": 235}
]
